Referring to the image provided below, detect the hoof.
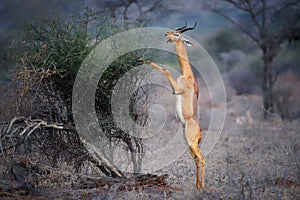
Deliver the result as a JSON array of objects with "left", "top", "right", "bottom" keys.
[{"left": 196, "top": 183, "right": 204, "bottom": 190}]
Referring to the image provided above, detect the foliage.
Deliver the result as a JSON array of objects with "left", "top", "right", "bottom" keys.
[
  {"left": 1, "top": 9, "right": 104, "bottom": 175},
  {"left": 7, "top": 8, "right": 152, "bottom": 176},
  {"left": 11, "top": 9, "right": 100, "bottom": 121}
]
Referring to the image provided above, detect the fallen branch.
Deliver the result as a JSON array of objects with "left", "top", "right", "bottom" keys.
[
  {"left": 0, "top": 117, "right": 124, "bottom": 181},
  {"left": 76, "top": 173, "right": 182, "bottom": 191},
  {"left": 1, "top": 117, "right": 64, "bottom": 139}
]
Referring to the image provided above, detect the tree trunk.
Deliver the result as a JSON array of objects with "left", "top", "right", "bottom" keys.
[{"left": 262, "top": 50, "right": 274, "bottom": 119}]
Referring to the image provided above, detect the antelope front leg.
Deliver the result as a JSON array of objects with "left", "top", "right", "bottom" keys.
[{"left": 139, "top": 58, "right": 185, "bottom": 94}]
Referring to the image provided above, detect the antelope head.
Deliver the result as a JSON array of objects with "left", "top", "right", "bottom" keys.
[{"left": 165, "top": 21, "right": 197, "bottom": 46}]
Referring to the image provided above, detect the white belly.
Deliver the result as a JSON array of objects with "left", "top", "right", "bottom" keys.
[{"left": 175, "top": 95, "right": 185, "bottom": 124}]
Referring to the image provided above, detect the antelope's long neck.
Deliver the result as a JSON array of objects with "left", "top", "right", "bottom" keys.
[{"left": 175, "top": 41, "right": 194, "bottom": 77}]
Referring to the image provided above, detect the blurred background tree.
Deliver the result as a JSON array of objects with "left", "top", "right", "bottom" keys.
[{"left": 205, "top": 0, "right": 300, "bottom": 118}]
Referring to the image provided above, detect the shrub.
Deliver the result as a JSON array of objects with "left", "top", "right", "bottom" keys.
[{"left": 6, "top": 8, "right": 150, "bottom": 176}]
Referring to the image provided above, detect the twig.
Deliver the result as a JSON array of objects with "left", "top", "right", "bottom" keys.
[
  {"left": 259, "top": 105, "right": 281, "bottom": 120},
  {"left": 0, "top": 124, "right": 5, "bottom": 159},
  {"left": 272, "top": 177, "right": 282, "bottom": 200},
  {"left": 1, "top": 117, "right": 66, "bottom": 152},
  {"left": 4, "top": 116, "right": 25, "bottom": 135}
]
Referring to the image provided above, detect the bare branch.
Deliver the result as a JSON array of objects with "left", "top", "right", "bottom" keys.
[
  {"left": 261, "top": 0, "right": 266, "bottom": 29},
  {"left": 226, "top": 0, "right": 251, "bottom": 11},
  {"left": 4, "top": 116, "right": 25, "bottom": 135},
  {"left": 209, "top": 5, "right": 260, "bottom": 44},
  {"left": 225, "top": 0, "right": 262, "bottom": 31},
  {"left": 245, "top": 0, "right": 263, "bottom": 32}
]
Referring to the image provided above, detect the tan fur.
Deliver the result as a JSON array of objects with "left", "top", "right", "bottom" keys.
[{"left": 139, "top": 27, "right": 204, "bottom": 189}]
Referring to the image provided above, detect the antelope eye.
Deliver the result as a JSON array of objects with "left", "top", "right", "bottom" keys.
[{"left": 173, "top": 33, "right": 180, "bottom": 37}]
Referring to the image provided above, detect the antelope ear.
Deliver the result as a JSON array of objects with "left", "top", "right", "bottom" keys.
[{"left": 183, "top": 38, "right": 193, "bottom": 46}]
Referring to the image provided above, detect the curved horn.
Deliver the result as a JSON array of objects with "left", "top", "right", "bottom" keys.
[
  {"left": 178, "top": 21, "right": 197, "bottom": 33},
  {"left": 175, "top": 21, "right": 187, "bottom": 32}
]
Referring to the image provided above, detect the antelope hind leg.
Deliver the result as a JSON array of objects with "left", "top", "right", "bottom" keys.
[
  {"left": 189, "top": 143, "right": 205, "bottom": 189},
  {"left": 185, "top": 120, "right": 205, "bottom": 189}
]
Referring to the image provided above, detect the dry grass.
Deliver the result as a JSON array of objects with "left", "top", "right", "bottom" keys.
[
  {"left": 154, "top": 117, "right": 299, "bottom": 199},
  {"left": 1, "top": 114, "right": 298, "bottom": 199}
]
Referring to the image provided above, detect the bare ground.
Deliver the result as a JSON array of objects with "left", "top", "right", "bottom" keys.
[
  {"left": 1, "top": 115, "right": 298, "bottom": 199},
  {"left": 154, "top": 118, "right": 300, "bottom": 199}
]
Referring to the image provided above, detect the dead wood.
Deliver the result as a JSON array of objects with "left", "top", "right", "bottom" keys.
[
  {"left": 75, "top": 173, "right": 181, "bottom": 191},
  {"left": 0, "top": 117, "right": 182, "bottom": 199},
  {"left": 0, "top": 117, "right": 123, "bottom": 180}
]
